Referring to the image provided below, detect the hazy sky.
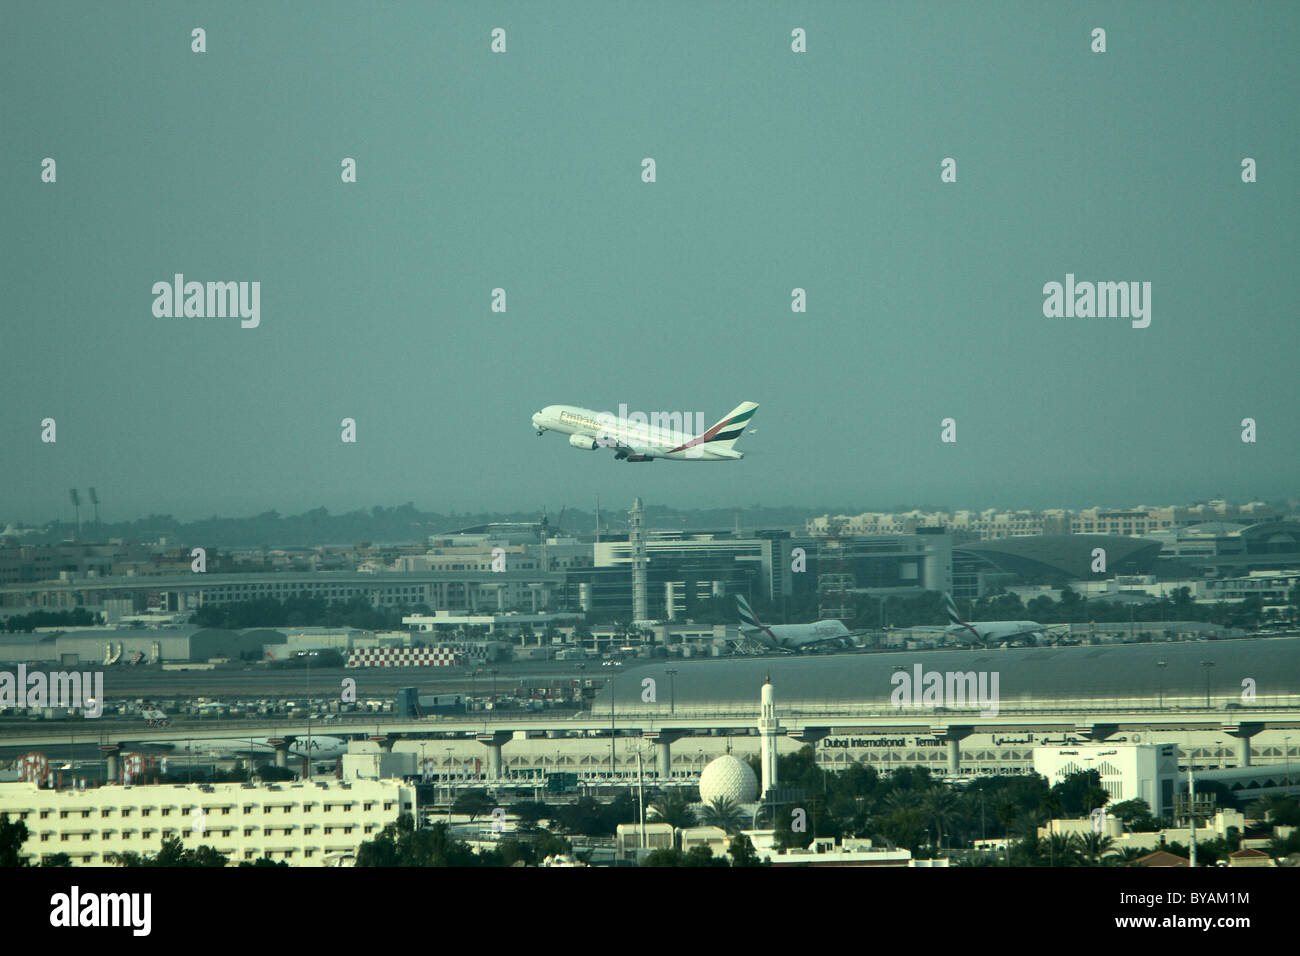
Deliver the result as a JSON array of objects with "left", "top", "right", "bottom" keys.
[{"left": 3, "top": 2, "right": 1297, "bottom": 524}]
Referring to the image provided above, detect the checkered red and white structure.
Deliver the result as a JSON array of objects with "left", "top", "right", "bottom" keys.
[{"left": 346, "top": 647, "right": 465, "bottom": 667}]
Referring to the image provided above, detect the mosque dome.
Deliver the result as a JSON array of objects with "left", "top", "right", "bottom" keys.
[{"left": 698, "top": 754, "right": 759, "bottom": 804}]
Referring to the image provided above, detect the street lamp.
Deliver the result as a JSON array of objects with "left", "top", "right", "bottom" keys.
[
  {"left": 665, "top": 668, "right": 677, "bottom": 715},
  {"left": 1199, "top": 660, "right": 1215, "bottom": 708},
  {"left": 1156, "top": 660, "right": 1167, "bottom": 709},
  {"left": 1285, "top": 736, "right": 1292, "bottom": 791},
  {"left": 490, "top": 669, "right": 499, "bottom": 702}
]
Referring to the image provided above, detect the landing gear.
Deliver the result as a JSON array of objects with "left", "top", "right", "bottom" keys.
[{"left": 537, "top": 430, "right": 544, "bottom": 436}]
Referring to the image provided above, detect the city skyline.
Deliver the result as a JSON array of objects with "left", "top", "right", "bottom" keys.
[{"left": 5, "top": 490, "right": 1298, "bottom": 538}]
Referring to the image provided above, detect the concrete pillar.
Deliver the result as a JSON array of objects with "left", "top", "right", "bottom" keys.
[
  {"left": 788, "top": 727, "right": 831, "bottom": 747},
  {"left": 1223, "top": 723, "right": 1263, "bottom": 767},
  {"left": 101, "top": 746, "right": 120, "bottom": 784},
  {"left": 644, "top": 730, "right": 684, "bottom": 780},
  {"left": 370, "top": 735, "right": 398, "bottom": 753},
  {"left": 932, "top": 725, "right": 973, "bottom": 776},
  {"left": 476, "top": 731, "right": 513, "bottom": 781},
  {"left": 1075, "top": 723, "right": 1119, "bottom": 742},
  {"left": 268, "top": 738, "right": 290, "bottom": 768},
  {"left": 656, "top": 741, "right": 671, "bottom": 779}
]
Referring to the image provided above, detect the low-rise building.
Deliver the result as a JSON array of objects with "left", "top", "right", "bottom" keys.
[{"left": 0, "top": 778, "right": 415, "bottom": 867}]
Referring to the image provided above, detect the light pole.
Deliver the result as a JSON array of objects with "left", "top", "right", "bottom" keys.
[
  {"left": 1156, "top": 660, "right": 1167, "bottom": 708},
  {"left": 1200, "top": 660, "right": 1215, "bottom": 708},
  {"left": 445, "top": 746, "right": 454, "bottom": 821},
  {"left": 1285, "top": 736, "right": 1292, "bottom": 791},
  {"left": 665, "top": 669, "right": 677, "bottom": 715}
]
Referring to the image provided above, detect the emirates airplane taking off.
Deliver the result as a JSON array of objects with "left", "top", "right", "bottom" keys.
[
  {"left": 737, "top": 595, "right": 854, "bottom": 651},
  {"left": 531, "top": 402, "right": 757, "bottom": 461}
]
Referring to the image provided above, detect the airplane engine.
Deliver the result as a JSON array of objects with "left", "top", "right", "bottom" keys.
[{"left": 569, "top": 434, "right": 599, "bottom": 450}]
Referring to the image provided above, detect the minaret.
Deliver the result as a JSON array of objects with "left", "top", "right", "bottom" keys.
[
  {"left": 758, "top": 673, "right": 780, "bottom": 797},
  {"left": 630, "top": 497, "right": 647, "bottom": 622}
]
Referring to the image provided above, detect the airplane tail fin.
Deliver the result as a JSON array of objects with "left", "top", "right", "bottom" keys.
[
  {"left": 943, "top": 592, "right": 965, "bottom": 626},
  {"left": 736, "top": 594, "right": 763, "bottom": 630},
  {"left": 700, "top": 401, "right": 758, "bottom": 451}
]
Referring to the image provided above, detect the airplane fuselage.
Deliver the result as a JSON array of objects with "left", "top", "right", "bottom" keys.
[
  {"left": 945, "top": 621, "right": 1045, "bottom": 644},
  {"left": 532, "top": 405, "right": 745, "bottom": 461},
  {"left": 151, "top": 736, "right": 347, "bottom": 761},
  {"left": 744, "top": 620, "right": 851, "bottom": 650}
]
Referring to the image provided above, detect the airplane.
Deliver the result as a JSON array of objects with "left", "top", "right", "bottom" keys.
[
  {"left": 736, "top": 595, "right": 854, "bottom": 651},
  {"left": 531, "top": 401, "right": 758, "bottom": 461},
  {"left": 941, "top": 592, "right": 1059, "bottom": 646},
  {"left": 140, "top": 706, "right": 170, "bottom": 727},
  {"left": 142, "top": 736, "right": 348, "bottom": 761}
]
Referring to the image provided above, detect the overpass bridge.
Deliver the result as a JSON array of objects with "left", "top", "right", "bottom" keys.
[{"left": 5, "top": 706, "right": 1299, "bottom": 779}]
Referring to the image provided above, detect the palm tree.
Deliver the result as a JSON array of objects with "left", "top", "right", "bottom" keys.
[
  {"left": 1106, "top": 846, "right": 1149, "bottom": 867},
  {"left": 1041, "top": 832, "right": 1081, "bottom": 867},
  {"left": 1248, "top": 795, "right": 1287, "bottom": 823},
  {"left": 1078, "top": 831, "right": 1114, "bottom": 865},
  {"left": 648, "top": 791, "right": 696, "bottom": 830},
  {"left": 883, "top": 788, "right": 923, "bottom": 812},
  {"left": 920, "top": 786, "right": 961, "bottom": 850},
  {"left": 879, "top": 807, "right": 927, "bottom": 852},
  {"left": 699, "top": 797, "right": 746, "bottom": 834},
  {"left": 1037, "top": 792, "right": 1063, "bottom": 862}
]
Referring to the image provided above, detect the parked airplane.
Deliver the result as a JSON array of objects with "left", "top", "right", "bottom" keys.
[
  {"left": 144, "top": 736, "right": 348, "bottom": 761},
  {"left": 531, "top": 402, "right": 757, "bottom": 461},
  {"left": 139, "top": 706, "right": 170, "bottom": 728},
  {"left": 942, "top": 593, "right": 1056, "bottom": 646},
  {"left": 737, "top": 595, "right": 853, "bottom": 651}
]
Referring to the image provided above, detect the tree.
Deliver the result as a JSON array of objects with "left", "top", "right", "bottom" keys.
[
  {"left": 728, "top": 834, "right": 763, "bottom": 867},
  {"left": 1050, "top": 770, "right": 1101, "bottom": 816},
  {"left": 1078, "top": 832, "right": 1114, "bottom": 865},
  {"left": 1040, "top": 833, "right": 1081, "bottom": 867},
  {"left": 451, "top": 789, "right": 496, "bottom": 822},
  {"left": 684, "top": 845, "right": 727, "bottom": 867},
  {"left": 699, "top": 797, "right": 745, "bottom": 834},
  {"left": 1081, "top": 786, "right": 1110, "bottom": 814},
  {"left": 920, "top": 786, "right": 962, "bottom": 849},
  {"left": 510, "top": 801, "right": 549, "bottom": 831},
  {"left": 641, "top": 848, "right": 685, "bottom": 866},
  {"left": 648, "top": 791, "right": 697, "bottom": 830},
  {"left": 1107, "top": 846, "right": 1150, "bottom": 867},
  {"left": 0, "top": 814, "right": 30, "bottom": 867},
  {"left": 1249, "top": 795, "right": 1299, "bottom": 826},
  {"left": 41, "top": 853, "right": 73, "bottom": 867},
  {"left": 878, "top": 808, "right": 926, "bottom": 852},
  {"left": 106, "top": 837, "right": 229, "bottom": 867},
  {"left": 238, "top": 857, "right": 289, "bottom": 867},
  {"left": 1110, "top": 798, "right": 1158, "bottom": 831}
]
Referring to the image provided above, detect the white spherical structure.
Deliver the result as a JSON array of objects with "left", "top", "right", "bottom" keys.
[{"left": 699, "top": 754, "right": 759, "bottom": 805}]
